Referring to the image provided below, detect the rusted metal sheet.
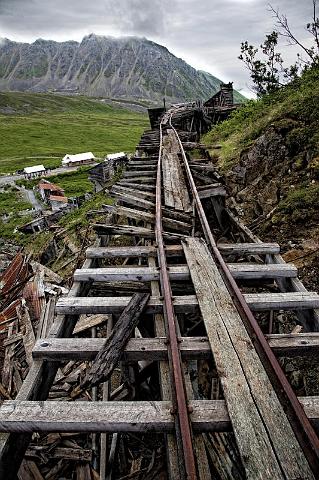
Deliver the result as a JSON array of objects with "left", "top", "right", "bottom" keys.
[{"left": 0, "top": 253, "right": 32, "bottom": 310}]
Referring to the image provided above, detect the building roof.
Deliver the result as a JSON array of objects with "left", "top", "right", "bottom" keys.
[
  {"left": 62, "top": 152, "right": 95, "bottom": 163},
  {"left": 38, "top": 181, "right": 64, "bottom": 192},
  {"left": 24, "top": 165, "right": 46, "bottom": 174},
  {"left": 49, "top": 195, "right": 68, "bottom": 203},
  {"left": 106, "top": 152, "right": 126, "bottom": 161}
]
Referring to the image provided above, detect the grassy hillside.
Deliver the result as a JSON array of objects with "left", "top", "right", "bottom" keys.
[
  {"left": 204, "top": 66, "right": 319, "bottom": 289},
  {"left": 205, "top": 67, "right": 319, "bottom": 173},
  {"left": 0, "top": 92, "right": 148, "bottom": 174}
]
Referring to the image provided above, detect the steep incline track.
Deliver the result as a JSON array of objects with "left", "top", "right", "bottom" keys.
[{"left": 0, "top": 103, "right": 319, "bottom": 479}]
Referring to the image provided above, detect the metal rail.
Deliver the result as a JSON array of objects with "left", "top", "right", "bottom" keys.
[
  {"left": 168, "top": 114, "right": 319, "bottom": 476},
  {"left": 155, "top": 122, "right": 198, "bottom": 479}
]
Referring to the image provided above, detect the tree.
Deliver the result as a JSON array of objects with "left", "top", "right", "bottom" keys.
[{"left": 239, "top": 1, "right": 319, "bottom": 96}]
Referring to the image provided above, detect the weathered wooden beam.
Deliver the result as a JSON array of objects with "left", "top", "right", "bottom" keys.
[
  {"left": 74, "top": 263, "right": 298, "bottom": 283},
  {"left": 227, "top": 263, "right": 298, "bottom": 279},
  {"left": 116, "top": 181, "right": 155, "bottom": 192},
  {"left": 81, "top": 293, "right": 150, "bottom": 389},
  {"left": 0, "top": 398, "right": 317, "bottom": 433},
  {"left": 56, "top": 295, "right": 198, "bottom": 315},
  {"left": 102, "top": 205, "right": 191, "bottom": 232},
  {"left": 73, "top": 266, "right": 189, "bottom": 282},
  {"left": 198, "top": 186, "right": 227, "bottom": 199},
  {"left": 92, "top": 224, "right": 184, "bottom": 241},
  {"left": 111, "top": 185, "right": 156, "bottom": 200},
  {"left": 85, "top": 245, "right": 184, "bottom": 259},
  {"left": 183, "top": 237, "right": 313, "bottom": 479},
  {"left": 32, "top": 337, "right": 209, "bottom": 361},
  {"left": 218, "top": 242, "right": 280, "bottom": 255},
  {"left": 32, "top": 333, "right": 319, "bottom": 361},
  {"left": 245, "top": 292, "right": 319, "bottom": 311}
]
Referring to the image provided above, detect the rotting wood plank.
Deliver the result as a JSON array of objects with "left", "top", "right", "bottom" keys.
[
  {"left": 218, "top": 242, "right": 280, "bottom": 255},
  {"left": 0, "top": 398, "right": 318, "bottom": 434},
  {"left": 81, "top": 293, "right": 150, "bottom": 389},
  {"left": 162, "top": 130, "right": 192, "bottom": 212},
  {"left": 183, "top": 237, "right": 314, "bottom": 479},
  {"left": 102, "top": 205, "right": 191, "bottom": 233},
  {"left": 73, "top": 266, "right": 189, "bottom": 282},
  {"left": 245, "top": 292, "right": 319, "bottom": 310},
  {"left": 85, "top": 245, "right": 184, "bottom": 259},
  {"left": 32, "top": 333, "right": 319, "bottom": 361},
  {"left": 111, "top": 185, "right": 156, "bottom": 200},
  {"left": 56, "top": 295, "right": 198, "bottom": 315},
  {"left": 116, "top": 181, "right": 155, "bottom": 192},
  {"left": 123, "top": 170, "right": 156, "bottom": 178},
  {"left": 198, "top": 186, "right": 227, "bottom": 199},
  {"left": 73, "top": 263, "right": 298, "bottom": 283},
  {"left": 227, "top": 262, "right": 297, "bottom": 279},
  {"left": 93, "top": 224, "right": 185, "bottom": 241},
  {"left": 118, "top": 176, "right": 156, "bottom": 184},
  {"left": 32, "top": 337, "right": 209, "bottom": 361}
]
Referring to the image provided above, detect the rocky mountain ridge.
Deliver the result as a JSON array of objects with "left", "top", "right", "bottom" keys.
[{"left": 0, "top": 34, "right": 243, "bottom": 104}]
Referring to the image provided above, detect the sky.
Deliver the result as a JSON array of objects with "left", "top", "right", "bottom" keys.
[{"left": 0, "top": 0, "right": 315, "bottom": 98}]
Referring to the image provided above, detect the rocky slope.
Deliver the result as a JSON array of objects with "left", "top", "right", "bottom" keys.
[
  {"left": 205, "top": 66, "right": 319, "bottom": 291},
  {"left": 0, "top": 34, "right": 243, "bottom": 104}
]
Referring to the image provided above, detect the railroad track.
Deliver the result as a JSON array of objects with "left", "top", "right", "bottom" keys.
[{"left": 1, "top": 104, "right": 319, "bottom": 479}]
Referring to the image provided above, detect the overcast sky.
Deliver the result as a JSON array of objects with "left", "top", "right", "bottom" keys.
[{"left": 0, "top": 0, "right": 314, "bottom": 97}]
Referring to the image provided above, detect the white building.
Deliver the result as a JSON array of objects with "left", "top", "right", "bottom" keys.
[
  {"left": 62, "top": 152, "right": 95, "bottom": 167},
  {"left": 106, "top": 152, "right": 126, "bottom": 162},
  {"left": 23, "top": 165, "right": 46, "bottom": 178}
]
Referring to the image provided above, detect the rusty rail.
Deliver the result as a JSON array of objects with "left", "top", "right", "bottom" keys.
[
  {"left": 155, "top": 122, "right": 198, "bottom": 479},
  {"left": 168, "top": 117, "right": 319, "bottom": 477}
]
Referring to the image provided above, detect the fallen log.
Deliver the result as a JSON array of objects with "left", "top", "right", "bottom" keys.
[{"left": 81, "top": 293, "right": 150, "bottom": 389}]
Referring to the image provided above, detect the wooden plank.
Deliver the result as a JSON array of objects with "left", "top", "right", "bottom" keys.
[
  {"left": 267, "top": 333, "right": 319, "bottom": 355},
  {"left": 123, "top": 170, "right": 156, "bottom": 178},
  {"left": 162, "top": 130, "right": 192, "bottom": 212},
  {"left": 116, "top": 181, "right": 155, "bottom": 192},
  {"left": 0, "top": 398, "right": 318, "bottom": 434},
  {"left": 32, "top": 337, "right": 209, "bottom": 361},
  {"left": 103, "top": 205, "right": 191, "bottom": 232},
  {"left": 183, "top": 237, "right": 314, "bottom": 479},
  {"left": 111, "top": 185, "right": 156, "bottom": 200},
  {"left": 198, "top": 187, "right": 227, "bottom": 199},
  {"left": 119, "top": 176, "right": 156, "bottom": 184},
  {"left": 86, "top": 245, "right": 184, "bottom": 259},
  {"left": 0, "top": 400, "right": 226, "bottom": 433},
  {"left": 73, "top": 266, "right": 189, "bottom": 282},
  {"left": 218, "top": 242, "right": 280, "bottom": 255},
  {"left": 110, "top": 192, "right": 155, "bottom": 210},
  {"left": 56, "top": 295, "right": 198, "bottom": 315},
  {"left": 227, "top": 263, "right": 298, "bottom": 279},
  {"left": 245, "top": 292, "right": 319, "bottom": 311},
  {"left": 73, "top": 314, "right": 110, "bottom": 334},
  {"left": 93, "top": 224, "right": 184, "bottom": 241},
  {"left": 81, "top": 293, "right": 150, "bottom": 389},
  {"left": 32, "top": 333, "right": 319, "bottom": 361},
  {"left": 73, "top": 264, "right": 298, "bottom": 283}
]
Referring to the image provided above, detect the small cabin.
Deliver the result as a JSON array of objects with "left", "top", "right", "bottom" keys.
[
  {"left": 49, "top": 195, "right": 68, "bottom": 211},
  {"left": 38, "top": 180, "right": 65, "bottom": 202},
  {"left": 204, "top": 83, "right": 234, "bottom": 108},
  {"left": 62, "top": 152, "right": 95, "bottom": 168},
  {"left": 24, "top": 165, "right": 46, "bottom": 179}
]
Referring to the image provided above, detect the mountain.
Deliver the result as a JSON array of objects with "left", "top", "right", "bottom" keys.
[{"left": 0, "top": 35, "right": 245, "bottom": 104}]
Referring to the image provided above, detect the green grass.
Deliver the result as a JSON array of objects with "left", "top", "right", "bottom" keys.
[
  {"left": 204, "top": 66, "right": 319, "bottom": 172},
  {"left": 0, "top": 186, "right": 33, "bottom": 238},
  {"left": 0, "top": 93, "right": 148, "bottom": 174}
]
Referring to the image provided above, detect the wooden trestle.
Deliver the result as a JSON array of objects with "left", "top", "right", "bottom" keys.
[{"left": 0, "top": 108, "right": 319, "bottom": 479}]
